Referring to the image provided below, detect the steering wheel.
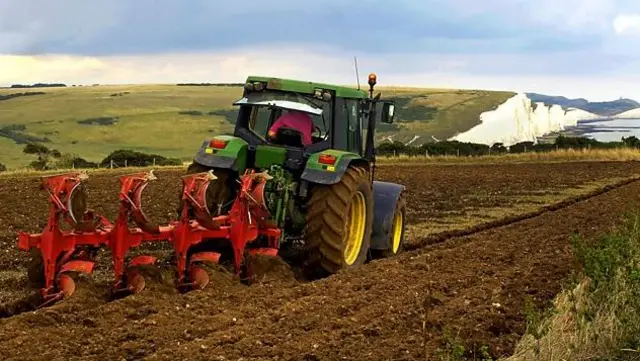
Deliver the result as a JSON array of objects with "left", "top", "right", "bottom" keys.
[{"left": 314, "top": 125, "right": 322, "bottom": 138}]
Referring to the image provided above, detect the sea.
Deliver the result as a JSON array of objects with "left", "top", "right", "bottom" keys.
[{"left": 573, "top": 118, "right": 640, "bottom": 142}]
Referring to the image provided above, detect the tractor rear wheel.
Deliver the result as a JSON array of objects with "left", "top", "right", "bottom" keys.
[{"left": 304, "top": 166, "right": 373, "bottom": 274}]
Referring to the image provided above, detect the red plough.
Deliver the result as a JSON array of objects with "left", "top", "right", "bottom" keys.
[{"left": 17, "top": 169, "right": 282, "bottom": 307}]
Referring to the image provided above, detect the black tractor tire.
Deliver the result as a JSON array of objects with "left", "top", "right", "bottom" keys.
[
  {"left": 374, "top": 193, "right": 406, "bottom": 258},
  {"left": 176, "top": 162, "right": 236, "bottom": 218},
  {"left": 304, "top": 166, "right": 374, "bottom": 274}
]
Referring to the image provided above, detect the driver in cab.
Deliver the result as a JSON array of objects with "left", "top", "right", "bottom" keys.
[{"left": 267, "top": 110, "right": 314, "bottom": 146}]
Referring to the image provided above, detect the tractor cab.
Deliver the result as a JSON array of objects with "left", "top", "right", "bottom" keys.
[
  {"left": 232, "top": 92, "right": 328, "bottom": 148},
  {"left": 192, "top": 75, "right": 397, "bottom": 181},
  {"left": 228, "top": 76, "right": 396, "bottom": 161},
  {"left": 230, "top": 80, "right": 335, "bottom": 154}
]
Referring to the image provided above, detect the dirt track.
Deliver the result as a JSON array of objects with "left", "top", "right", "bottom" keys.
[{"left": 1, "top": 161, "right": 640, "bottom": 360}]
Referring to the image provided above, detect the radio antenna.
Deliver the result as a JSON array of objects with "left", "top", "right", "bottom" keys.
[{"left": 354, "top": 56, "right": 361, "bottom": 90}]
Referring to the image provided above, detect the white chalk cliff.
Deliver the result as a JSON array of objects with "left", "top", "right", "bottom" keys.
[
  {"left": 450, "top": 93, "right": 601, "bottom": 146},
  {"left": 613, "top": 107, "right": 640, "bottom": 119}
]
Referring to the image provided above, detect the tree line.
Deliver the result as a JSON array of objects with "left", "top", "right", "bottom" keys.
[
  {"left": 8, "top": 83, "right": 66, "bottom": 88},
  {"left": 1, "top": 135, "right": 639, "bottom": 172},
  {"left": 376, "top": 135, "right": 640, "bottom": 157},
  {"left": 0, "top": 144, "right": 182, "bottom": 172}
]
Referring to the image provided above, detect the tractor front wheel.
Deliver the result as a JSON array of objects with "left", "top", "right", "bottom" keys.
[
  {"left": 374, "top": 193, "right": 406, "bottom": 258},
  {"left": 304, "top": 166, "right": 373, "bottom": 274}
]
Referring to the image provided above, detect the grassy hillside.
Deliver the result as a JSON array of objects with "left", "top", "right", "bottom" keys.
[
  {"left": 0, "top": 84, "right": 514, "bottom": 169},
  {"left": 380, "top": 87, "right": 514, "bottom": 142}
]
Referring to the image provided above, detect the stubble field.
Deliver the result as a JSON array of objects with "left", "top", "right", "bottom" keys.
[{"left": 1, "top": 160, "right": 640, "bottom": 360}]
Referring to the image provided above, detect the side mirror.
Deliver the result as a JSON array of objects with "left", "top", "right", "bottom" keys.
[{"left": 381, "top": 102, "right": 395, "bottom": 124}]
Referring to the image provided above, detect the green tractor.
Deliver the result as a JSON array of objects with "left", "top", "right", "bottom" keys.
[{"left": 182, "top": 73, "right": 406, "bottom": 275}]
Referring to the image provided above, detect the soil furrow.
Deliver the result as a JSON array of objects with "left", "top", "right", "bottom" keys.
[
  {"left": 407, "top": 173, "right": 640, "bottom": 250},
  {"left": 1, "top": 162, "right": 640, "bottom": 360}
]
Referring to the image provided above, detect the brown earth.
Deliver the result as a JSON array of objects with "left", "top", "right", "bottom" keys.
[{"left": 1, "top": 161, "right": 640, "bottom": 360}]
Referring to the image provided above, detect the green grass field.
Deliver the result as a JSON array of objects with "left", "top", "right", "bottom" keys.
[
  {"left": 373, "top": 87, "right": 514, "bottom": 142},
  {"left": 0, "top": 83, "right": 515, "bottom": 169}
]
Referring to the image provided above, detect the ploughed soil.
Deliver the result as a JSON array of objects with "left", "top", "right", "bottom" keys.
[{"left": 0, "top": 161, "right": 640, "bottom": 360}]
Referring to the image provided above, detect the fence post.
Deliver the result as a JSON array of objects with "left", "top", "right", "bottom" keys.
[
  {"left": 125, "top": 159, "right": 128, "bottom": 167},
  {"left": 110, "top": 159, "right": 114, "bottom": 169},
  {"left": 457, "top": 148, "right": 460, "bottom": 157},
  {"left": 153, "top": 158, "right": 156, "bottom": 166}
]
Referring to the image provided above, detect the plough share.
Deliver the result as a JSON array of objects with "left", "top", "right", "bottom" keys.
[{"left": 17, "top": 169, "right": 281, "bottom": 308}]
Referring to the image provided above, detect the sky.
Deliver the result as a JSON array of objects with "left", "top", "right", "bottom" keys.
[{"left": 1, "top": 0, "right": 640, "bottom": 101}]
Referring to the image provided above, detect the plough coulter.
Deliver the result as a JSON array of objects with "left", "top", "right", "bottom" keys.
[
  {"left": 17, "top": 73, "right": 410, "bottom": 308},
  {"left": 18, "top": 169, "right": 281, "bottom": 307}
]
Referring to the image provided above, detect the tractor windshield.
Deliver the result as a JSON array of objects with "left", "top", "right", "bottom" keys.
[
  {"left": 234, "top": 92, "right": 324, "bottom": 115},
  {"left": 233, "top": 90, "right": 331, "bottom": 146}
]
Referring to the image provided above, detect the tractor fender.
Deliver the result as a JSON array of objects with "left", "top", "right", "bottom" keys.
[
  {"left": 192, "top": 137, "right": 248, "bottom": 172},
  {"left": 300, "top": 154, "right": 366, "bottom": 185},
  {"left": 370, "top": 181, "right": 405, "bottom": 251}
]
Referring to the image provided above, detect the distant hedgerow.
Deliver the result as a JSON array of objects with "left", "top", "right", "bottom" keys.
[{"left": 100, "top": 149, "right": 182, "bottom": 167}]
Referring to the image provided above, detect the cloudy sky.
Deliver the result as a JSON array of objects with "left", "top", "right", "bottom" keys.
[{"left": 1, "top": 0, "right": 640, "bottom": 100}]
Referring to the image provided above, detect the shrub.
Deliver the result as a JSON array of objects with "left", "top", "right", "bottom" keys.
[
  {"left": 77, "top": 117, "right": 119, "bottom": 126},
  {"left": 508, "top": 211, "right": 640, "bottom": 360},
  {"left": 23, "top": 143, "right": 55, "bottom": 170},
  {"left": 28, "top": 159, "right": 50, "bottom": 170},
  {"left": 23, "top": 143, "right": 51, "bottom": 155},
  {"left": 55, "top": 153, "right": 98, "bottom": 169},
  {"left": 0, "top": 92, "right": 46, "bottom": 101},
  {"left": 100, "top": 149, "right": 182, "bottom": 168},
  {"left": 0, "top": 125, "right": 50, "bottom": 145},
  {"left": 178, "top": 110, "right": 204, "bottom": 116}
]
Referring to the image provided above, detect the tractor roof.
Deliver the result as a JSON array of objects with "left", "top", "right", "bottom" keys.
[{"left": 246, "top": 75, "right": 367, "bottom": 99}]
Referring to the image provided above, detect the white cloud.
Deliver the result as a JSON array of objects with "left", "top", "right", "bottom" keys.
[
  {"left": 536, "top": 0, "right": 616, "bottom": 31},
  {"left": 0, "top": 0, "right": 122, "bottom": 53},
  {"left": 407, "top": 0, "right": 619, "bottom": 32},
  {"left": 2, "top": 0, "right": 640, "bottom": 108},
  {"left": 0, "top": 0, "right": 630, "bottom": 56},
  {"left": 2, "top": 44, "right": 640, "bottom": 101},
  {"left": 613, "top": 13, "right": 640, "bottom": 34}
]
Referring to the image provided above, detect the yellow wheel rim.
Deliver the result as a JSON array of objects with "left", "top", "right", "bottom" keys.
[
  {"left": 391, "top": 210, "right": 403, "bottom": 253},
  {"left": 343, "top": 191, "right": 366, "bottom": 265}
]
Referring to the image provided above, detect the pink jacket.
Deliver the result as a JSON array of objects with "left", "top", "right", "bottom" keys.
[{"left": 268, "top": 111, "right": 314, "bottom": 145}]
